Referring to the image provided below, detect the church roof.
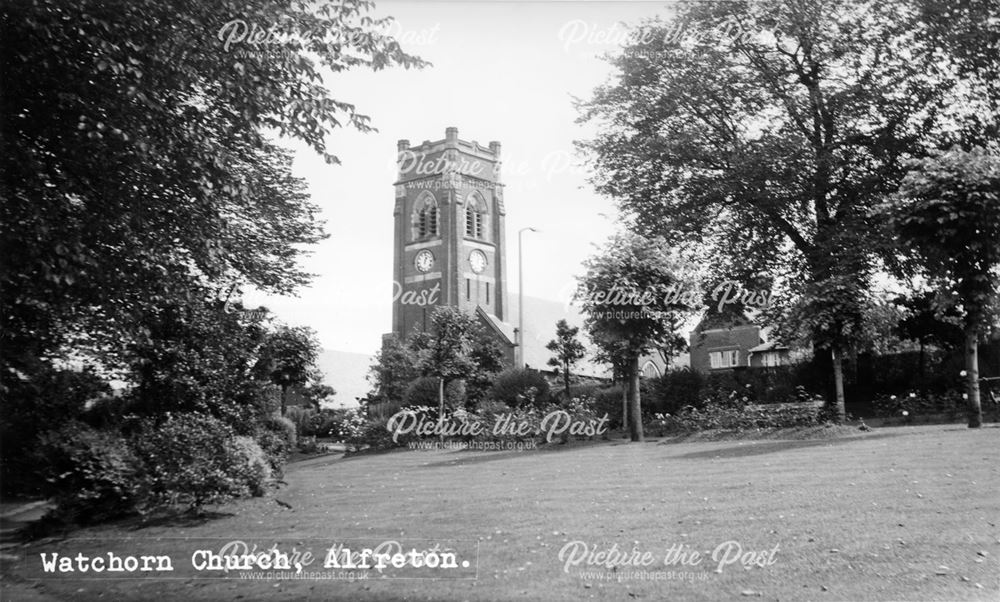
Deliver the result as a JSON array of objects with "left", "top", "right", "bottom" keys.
[{"left": 476, "top": 307, "right": 516, "bottom": 346}]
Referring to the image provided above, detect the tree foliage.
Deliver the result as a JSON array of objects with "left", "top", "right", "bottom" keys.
[
  {"left": 1, "top": 0, "right": 427, "bottom": 379},
  {"left": 546, "top": 319, "right": 587, "bottom": 399},
  {"left": 576, "top": 0, "right": 999, "bottom": 418},
  {"left": 409, "top": 307, "right": 479, "bottom": 383},
  {"left": 255, "top": 325, "right": 323, "bottom": 415},
  {"left": 886, "top": 148, "right": 1000, "bottom": 331},
  {"left": 367, "top": 314, "right": 505, "bottom": 412},
  {"left": 893, "top": 291, "right": 964, "bottom": 352},
  {"left": 881, "top": 146, "right": 1000, "bottom": 427},
  {"left": 367, "top": 335, "right": 420, "bottom": 405},
  {"left": 577, "top": 232, "right": 696, "bottom": 440}
]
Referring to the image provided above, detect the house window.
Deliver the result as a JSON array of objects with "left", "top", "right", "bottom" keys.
[
  {"left": 762, "top": 351, "right": 781, "bottom": 367},
  {"left": 466, "top": 278, "right": 471, "bottom": 300},
  {"left": 486, "top": 282, "right": 490, "bottom": 304},
  {"left": 709, "top": 350, "right": 739, "bottom": 369},
  {"left": 465, "top": 193, "right": 487, "bottom": 239},
  {"left": 412, "top": 194, "right": 438, "bottom": 239}
]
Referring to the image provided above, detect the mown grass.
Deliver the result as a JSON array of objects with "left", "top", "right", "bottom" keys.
[{"left": 1, "top": 424, "right": 998, "bottom": 601}]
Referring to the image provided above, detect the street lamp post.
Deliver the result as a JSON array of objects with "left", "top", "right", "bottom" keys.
[{"left": 517, "top": 227, "right": 538, "bottom": 368}]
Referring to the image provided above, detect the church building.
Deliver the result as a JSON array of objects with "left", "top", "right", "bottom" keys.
[
  {"left": 387, "top": 127, "right": 518, "bottom": 367},
  {"left": 384, "top": 127, "right": 667, "bottom": 382}
]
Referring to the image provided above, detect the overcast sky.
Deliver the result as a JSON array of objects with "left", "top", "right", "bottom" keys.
[{"left": 244, "top": 1, "right": 677, "bottom": 355}]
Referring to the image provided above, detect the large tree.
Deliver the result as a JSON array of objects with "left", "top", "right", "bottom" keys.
[
  {"left": 255, "top": 325, "right": 323, "bottom": 416},
  {"left": 0, "top": 0, "right": 426, "bottom": 382},
  {"left": 881, "top": 147, "right": 1000, "bottom": 428},
  {"left": 578, "top": 232, "right": 696, "bottom": 441},
  {"left": 576, "top": 0, "right": 999, "bottom": 421}
]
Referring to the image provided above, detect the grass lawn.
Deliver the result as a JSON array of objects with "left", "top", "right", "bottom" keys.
[{"left": 1, "top": 424, "right": 998, "bottom": 601}]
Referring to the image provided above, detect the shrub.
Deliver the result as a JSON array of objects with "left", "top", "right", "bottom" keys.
[
  {"left": 329, "top": 408, "right": 368, "bottom": 442},
  {"left": 470, "top": 400, "right": 606, "bottom": 444},
  {"left": 592, "top": 386, "right": 624, "bottom": 429},
  {"left": 404, "top": 377, "right": 466, "bottom": 408},
  {"left": 558, "top": 382, "right": 603, "bottom": 402},
  {"left": 1, "top": 367, "right": 111, "bottom": 496},
  {"left": 551, "top": 398, "right": 606, "bottom": 442},
  {"left": 647, "top": 397, "right": 824, "bottom": 435},
  {"left": 263, "top": 414, "right": 297, "bottom": 448},
  {"left": 474, "top": 400, "right": 512, "bottom": 417},
  {"left": 699, "top": 385, "right": 754, "bottom": 409},
  {"left": 649, "top": 369, "right": 704, "bottom": 414},
  {"left": 232, "top": 436, "right": 272, "bottom": 497},
  {"left": 133, "top": 413, "right": 255, "bottom": 510},
  {"left": 467, "top": 404, "right": 544, "bottom": 443},
  {"left": 254, "top": 428, "right": 290, "bottom": 477},
  {"left": 39, "top": 422, "right": 141, "bottom": 523},
  {"left": 871, "top": 389, "right": 965, "bottom": 419},
  {"left": 283, "top": 406, "right": 340, "bottom": 438},
  {"left": 297, "top": 436, "right": 322, "bottom": 454},
  {"left": 285, "top": 406, "right": 313, "bottom": 437},
  {"left": 344, "top": 415, "right": 405, "bottom": 452},
  {"left": 492, "top": 369, "right": 551, "bottom": 408},
  {"left": 307, "top": 409, "right": 338, "bottom": 437}
]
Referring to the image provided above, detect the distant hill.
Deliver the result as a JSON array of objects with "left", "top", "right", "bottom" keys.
[
  {"left": 315, "top": 349, "right": 374, "bottom": 409},
  {"left": 508, "top": 295, "right": 612, "bottom": 378}
]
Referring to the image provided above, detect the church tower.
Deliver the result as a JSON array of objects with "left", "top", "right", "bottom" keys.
[{"left": 389, "top": 128, "right": 514, "bottom": 357}]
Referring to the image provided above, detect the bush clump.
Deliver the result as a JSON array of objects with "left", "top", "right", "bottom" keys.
[
  {"left": 871, "top": 390, "right": 966, "bottom": 420},
  {"left": 647, "top": 391, "right": 826, "bottom": 436},
  {"left": 263, "top": 414, "right": 297, "bottom": 448},
  {"left": 649, "top": 369, "right": 704, "bottom": 414},
  {"left": 491, "top": 369, "right": 551, "bottom": 408},
  {"left": 39, "top": 422, "right": 141, "bottom": 524},
  {"left": 132, "top": 413, "right": 263, "bottom": 510},
  {"left": 404, "top": 377, "right": 466, "bottom": 409},
  {"left": 232, "top": 435, "right": 272, "bottom": 497},
  {"left": 591, "top": 386, "right": 624, "bottom": 429}
]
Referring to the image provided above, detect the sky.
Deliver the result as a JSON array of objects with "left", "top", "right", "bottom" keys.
[{"left": 243, "top": 1, "right": 681, "bottom": 356}]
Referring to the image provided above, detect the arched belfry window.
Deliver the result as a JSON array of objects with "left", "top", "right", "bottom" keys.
[
  {"left": 411, "top": 193, "right": 439, "bottom": 240},
  {"left": 465, "top": 193, "right": 488, "bottom": 240}
]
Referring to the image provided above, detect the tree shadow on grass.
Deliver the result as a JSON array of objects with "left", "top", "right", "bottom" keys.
[
  {"left": 121, "top": 509, "right": 237, "bottom": 531},
  {"left": 673, "top": 432, "right": 902, "bottom": 461},
  {"left": 15, "top": 508, "right": 237, "bottom": 542},
  {"left": 939, "top": 424, "right": 1000, "bottom": 432},
  {"left": 416, "top": 439, "right": 611, "bottom": 469}
]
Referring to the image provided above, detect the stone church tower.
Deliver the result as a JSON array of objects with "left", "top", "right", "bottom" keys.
[{"left": 388, "top": 127, "right": 516, "bottom": 365}]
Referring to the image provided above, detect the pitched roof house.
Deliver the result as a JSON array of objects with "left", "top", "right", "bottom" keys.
[{"left": 688, "top": 310, "right": 790, "bottom": 373}]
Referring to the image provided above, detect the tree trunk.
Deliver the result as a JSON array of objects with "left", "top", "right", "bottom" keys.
[
  {"left": 621, "top": 375, "right": 628, "bottom": 436},
  {"left": 964, "top": 327, "right": 982, "bottom": 428},
  {"left": 831, "top": 348, "right": 846, "bottom": 423},
  {"left": 628, "top": 355, "right": 643, "bottom": 442},
  {"left": 563, "top": 366, "right": 571, "bottom": 401},
  {"left": 438, "top": 376, "right": 445, "bottom": 444},
  {"left": 281, "top": 385, "right": 288, "bottom": 417}
]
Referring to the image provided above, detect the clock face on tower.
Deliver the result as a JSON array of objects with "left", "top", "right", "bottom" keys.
[
  {"left": 414, "top": 249, "right": 435, "bottom": 273},
  {"left": 469, "top": 250, "right": 487, "bottom": 274}
]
